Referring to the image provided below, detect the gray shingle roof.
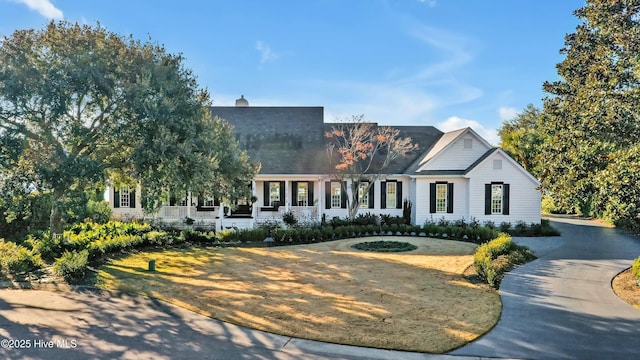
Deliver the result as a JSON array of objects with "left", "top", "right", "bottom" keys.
[{"left": 210, "top": 106, "right": 444, "bottom": 175}]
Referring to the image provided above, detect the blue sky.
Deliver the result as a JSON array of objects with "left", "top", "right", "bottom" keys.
[{"left": 0, "top": 0, "right": 584, "bottom": 144}]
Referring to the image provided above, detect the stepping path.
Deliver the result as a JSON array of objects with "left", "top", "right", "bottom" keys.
[{"left": 451, "top": 215, "right": 640, "bottom": 359}]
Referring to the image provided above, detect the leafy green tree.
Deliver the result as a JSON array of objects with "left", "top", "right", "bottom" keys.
[
  {"left": 539, "top": 0, "right": 640, "bottom": 215},
  {"left": 0, "top": 21, "right": 255, "bottom": 235},
  {"left": 325, "top": 115, "right": 418, "bottom": 219},
  {"left": 497, "top": 104, "right": 544, "bottom": 177},
  {"left": 594, "top": 145, "right": 640, "bottom": 226}
]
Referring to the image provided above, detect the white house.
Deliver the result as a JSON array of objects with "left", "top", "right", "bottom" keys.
[{"left": 109, "top": 98, "right": 541, "bottom": 229}]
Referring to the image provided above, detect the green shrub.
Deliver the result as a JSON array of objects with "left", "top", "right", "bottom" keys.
[
  {"left": 86, "top": 199, "right": 111, "bottom": 224},
  {"left": 181, "top": 229, "right": 215, "bottom": 243},
  {"left": 143, "top": 230, "right": 173, "bottom": 245},
  {"left": 474, "top": 233, "right": 535, "bottom": 288},
  {"left": 54, "top": 250, "right": 89, "bottom": 282},
  {"left": 282, "top": 211, "right": 298, "bottom": 227},
  {"left": 499, "top": 222, "right": 511, "bottom": 232},
  {"left": 23, "top": 234, "right": 64, "bottom": 261},
  {"left": 632, "top": 256, "right": 640, "bottom": 280},
  {"left": 0, "top": 239, "right": 43, "bottom": 273}
]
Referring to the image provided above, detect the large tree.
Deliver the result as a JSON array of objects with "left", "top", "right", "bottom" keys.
[
  {"left": 497, "top": 104, "right": 545, "bottom": 178},
  {"left": 325, "top": 115, "right": 418, "bottom": 219},
  {"left": 0, "top": 21, "right": 255, "bottom": 234},
  {"left": 539, "top": 0, "right": 640, "bottom": 215}
]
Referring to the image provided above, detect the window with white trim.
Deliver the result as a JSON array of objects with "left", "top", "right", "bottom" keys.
[
  {"left": 331, "top": 182, "right": 342, "bottom": 208},
  {"left": 386, "top": 182, "right": 397, "bottom": 209},
  {"left": 491, "top": 184, "right": 503, "bottom": 214},
  {"left": 297, "top": 182, "right": 308, "bottom": 206},
  {"left": 120, "top": 187, "right": 130, "bottom": 208},
  {"left": 358, "top": 182, "right": 369, "bottom": 208},
  {"left": 269, "top": 182, "right": 281, "bottom": 206},
  {"left": 436, "top": 183, "right": 447, "bottom": 213}
]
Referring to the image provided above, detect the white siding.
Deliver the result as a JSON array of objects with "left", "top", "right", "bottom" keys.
[
  {"left": 322, "top": 177, "right": 409, "bottom": 220},
  {"left": 414, "top": 177, "right": 469, "bottom": 225},
  {"left": 419, "top": 135, "right": 491, "bottom": 171},
  {"left": 467, "top": 151, "right": 541, "bottom": 224},
  {"left": 109, "top": 184, "right": 144, "bottom": 220}
]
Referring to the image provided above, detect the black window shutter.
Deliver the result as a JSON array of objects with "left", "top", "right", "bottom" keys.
[
  {"left": 341, "top": 181, "right": 347, "bottom": 208},
  {"left": 484, "top": 184, "right": 492, "bottom": 215},
  {"left": 279, "top": 181, "right": 285, "bottom": 206},
  {"left": 380, "top": 182, "right": 387, "bottom": 209},
  {"left": 325, "top": 182, "right": 331, "bottom": 209},
  {"left": 130, "top": 190, "right": 136, "bottom": 208},
  {"left": 503, "top": 184, "right": 510, "bottom": 215},
  {"left": 396, "top": 182, "right": 403, "bottom": 209},
  {"left": 114, "top": 189, "right": 120, "bottom": 208},
  {"left": 263, "top": 182, "right": 270, "bottom": 206},
  {"left": 291, "top": 182, "right": 298, "bottom": 206},
  {"left": 447, "top": 183, "right": 454, "bottom": 213},
  {"left": 368, "top": 182, "right": 375, "bottom": 209},
  {"left": 197, "top": 193, "right": 204, "bottom": 209},
  {"left": 214, "top": 198, "right": 221, "bottom": 206},
  {"left": 308, "top": 181, "right": 314, "bottom": 205},
  {"left": 429, "top": 183, "right": 436, "bottom": 213}
]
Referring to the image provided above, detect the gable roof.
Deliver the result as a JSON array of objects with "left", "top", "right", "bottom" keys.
[
  {"left": 465, "top": 148, "right": 540, "bottom": 185},
  {"left": 405, "top": 127, "right": 493, "bottom": 174}
]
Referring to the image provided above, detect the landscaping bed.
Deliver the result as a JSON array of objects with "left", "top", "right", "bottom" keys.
[{"left": 612, "top": 268, "right": 640, "bottom": 310}]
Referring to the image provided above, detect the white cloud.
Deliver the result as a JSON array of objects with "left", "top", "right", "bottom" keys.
[
  {"left": 418, "top": 0, "right": 437, "bottom": 7},
  {"left": 15, "top": 0, "right": 63, "bottom": 19},
  {"left": 498, "top": 106, "right": 518, "bottom": 121},
  {"left": 436, "top": 116, "right": 499, "bottom": 145},
  {"left": 402, "top": 25, "right": 474, "bottom": 84},
  {"left": 255, "top": 40, "right": 279, "bottom": 64}
]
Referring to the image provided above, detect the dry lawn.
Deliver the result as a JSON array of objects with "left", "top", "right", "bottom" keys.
[
  {"left": 612, "top": 268, "right": 640, "bottom": 310},
  {"left": 96, "top": 237, "right": 501, "bottom": 353}
]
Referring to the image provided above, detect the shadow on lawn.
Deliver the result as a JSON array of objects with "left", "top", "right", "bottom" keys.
[{"left": 92, "top": 241, "right": 501, "bottom": 353}]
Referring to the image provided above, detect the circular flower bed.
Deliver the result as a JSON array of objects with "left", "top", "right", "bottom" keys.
[{"left": 351, "top": 240, "right": 418, "bottom": 253}]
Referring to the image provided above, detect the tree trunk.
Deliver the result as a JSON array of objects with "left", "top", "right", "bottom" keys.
[
  {"left": 49, "top": 191, "right": 65, "bottom": 235},
  {"left": 348, "top": 181, "right": 359, "bottom": 220}
]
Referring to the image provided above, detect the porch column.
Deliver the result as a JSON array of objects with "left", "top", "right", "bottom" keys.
[
  {"left": 316, "top": 180, "right": 322, "bottom": 222},
  {"left": 285, "top": 181, "right": 290, "bottom": 212},
  {"left": 251, "top": 180, "right": 257, "bottom": 219},
  {"left": 187, "top": 191, "right": 192, "bottom": 218}
]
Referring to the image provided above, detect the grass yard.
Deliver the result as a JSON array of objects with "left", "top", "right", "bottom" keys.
[{"left": 96, "top": 236, "right": 501, "bottom": 353}]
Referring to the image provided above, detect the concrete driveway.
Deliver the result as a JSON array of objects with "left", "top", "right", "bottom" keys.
[{"left": 451, "top": 216, "right": 640, "bottom": 359}]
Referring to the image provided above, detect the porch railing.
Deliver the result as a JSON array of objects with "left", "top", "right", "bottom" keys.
[{"left": 157, "top": 206, "right": 218, "bottom": 220}]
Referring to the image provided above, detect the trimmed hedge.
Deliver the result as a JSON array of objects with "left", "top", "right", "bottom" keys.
[
  {"left": 474, "top": 233, "right": 535, "bottom": 288},
  {"left": 352, "top": 241, "right": 418, "bottom": 253}
]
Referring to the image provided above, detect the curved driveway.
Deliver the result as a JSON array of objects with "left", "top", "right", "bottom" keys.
[
  {"left": 0, "top": 216, "right": 639, "bottom": 359},
  {"left": 451, "top": 215, "right": 640, "bottom": 359}
]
